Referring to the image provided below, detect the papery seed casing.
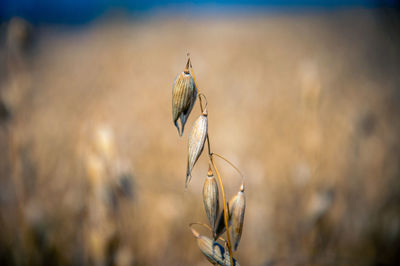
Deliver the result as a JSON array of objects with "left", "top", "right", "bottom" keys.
[
  {"left": 214, "top": 195, "right": 235, "bottom": 240},
  {"left": 186, "top": 112, "right": 208, "bottom": 187},
  {"left": 172, "top": 60, "right": 197, "bottom": 136},
  {"left": 230, "top": 184, "right": 246, "bottom": 251},
  {"left": 203, "top": 167, "right": 219, "bottom": 237},
  {"left": 191, "top": 228, "right": 240, "bottom": 266}
]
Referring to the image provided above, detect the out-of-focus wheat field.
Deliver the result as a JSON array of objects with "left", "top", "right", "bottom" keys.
[{"left": 1, "top": 6, "right": 400, "bottom": 266}]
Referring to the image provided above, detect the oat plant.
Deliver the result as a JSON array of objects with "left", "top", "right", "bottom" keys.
[{"left": 171, "top": 55, "right": 246, "bottom": 265}]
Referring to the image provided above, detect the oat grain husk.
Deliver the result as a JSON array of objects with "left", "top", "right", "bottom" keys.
[
  {"left": 230, "top": 184, "right": 246, "bottom": 251},
  {"left": 203, "top": 166, "right": 219, "bottom": 237},
  {"left": 186, "top": 111, "right": 208, "bottom": 187},
  {"left": 191, "top": 228, "right": 240, "bottom": 266},
  {"left": 172, "top": 59, "right": 197, "bottom": 136},
  {"left": 214, "top": 183, "right": 246, "bottom": 246},
  {"left": 214, "top": 195, "right": 235, "bottom": 240}
]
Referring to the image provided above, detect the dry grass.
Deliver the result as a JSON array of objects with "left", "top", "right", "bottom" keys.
[{"left": 0, "top": 9, "right": 400, "bottom": 265}]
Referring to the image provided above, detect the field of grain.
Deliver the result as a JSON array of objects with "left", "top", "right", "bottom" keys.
[{"left": 0, "top": 9, "right": 400, "bottom": 265}]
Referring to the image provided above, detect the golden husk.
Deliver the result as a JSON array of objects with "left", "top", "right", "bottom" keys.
[
  {"left": 230, "top": 184, "right": 245, "bottom": 251},
  {"left": 214, "top": 195, "right": 235, "bottom": 240},
  {"left": 191, "top": 228, "right": 240, "bottom": 266},
  {"left": 214, "top": 184, "right": 246, "bottom": 250},
  {"left": 186, "top": 113, "right": 208, "bottom": 187},
  {"left": 172, "top": 60, "right": 197, "bottom": 136},
  {"left": 203, "top": 167, "right": 219, "bottom": 237}
]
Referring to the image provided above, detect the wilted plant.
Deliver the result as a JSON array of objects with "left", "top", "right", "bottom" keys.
[{"left": 171, "top": 55, "right": 246, "bottom": 265}]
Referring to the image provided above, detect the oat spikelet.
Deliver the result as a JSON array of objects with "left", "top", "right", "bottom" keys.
[
  {"left": 203, "top": 166, "right": 219, "bottom": 237},
  {"left": 191, "top": 228, "right": 240, "bottom": 266},
  {"left": 230, "top": 183, "right": 246, "bottom": 251},
  {"left": 214, "top": 184, "right": 246, "bottom": 250},
  {"left": 214, "top": 194, "right": 235, "bottom": 240},
  {"left": 186, "top": 110, "right": 208, "bottom": 187},
  {"left": 172, "top": 59, "right": 197, "bottom": 136}
]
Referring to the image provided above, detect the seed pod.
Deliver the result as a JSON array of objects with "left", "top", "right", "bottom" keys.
[
  {"left": 172, "top": 59, "right": 197, "bottom": 136},
  {"left": 203, "top": 166, "right": 219, "bottom": 237},
  {"left": 214, "top": 183, "right": 246, "bottom": 244},
  {"left": 186, "top": 111, "right": 208, "bottom": 187},
  {"left": 191, "top": 228, "right": 240, "bottom": 266},
  {"left": 214, "top": 195, "right": 235, "bottom": 240},
  {"left": 230, "top": 184, "right": 246, "bottom": 251}
]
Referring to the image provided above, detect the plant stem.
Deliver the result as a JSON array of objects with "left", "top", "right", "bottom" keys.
[
  {"left": 189, "top": 60, "right": 211, "bottom": 156},
  {"left": 210, "top": 157, "right": 234, "bottom": 266},
  {"left": 211, "top": 153, "right": 245, "bottom": 184},
  {"left": 188, "top": 57, "right": 234, "bottom": 266}
]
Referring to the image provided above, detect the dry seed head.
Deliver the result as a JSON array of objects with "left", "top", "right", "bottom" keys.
[
  {"left": 214, "top": 183, "right": 246, "bottom": 242},
  {"left": 186, "top": 114, "right": 208, "bottom": 187},
  {"left": 230, "top": 187, "right": 246, "bottom": 251},
  {"left": 172, "top": 59, "right": 197, "bottom": 136},
  {"left": 203, "top": 166, "right": 219, "bottom": 237},
  {"left": 214, "top": 195, "right": 236, "bottom": 240},
  {"left": 202, "top": 104, "right": 208, "bottom": 116},
  {"left": 195, "top": 234, "right": 240, "bottom": 266}
]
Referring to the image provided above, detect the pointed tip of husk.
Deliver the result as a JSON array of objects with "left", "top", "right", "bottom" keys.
[
  {"left": 190, "top": 227, "right": 200, "bottom": 238},
  {"left": 173, "top": 120, "right": 181, "bottom": 136},
  {"left": 240, "top": 183, "right": 245, "bottom": 192},
  {"left": 184, "top": 58, "right": 190, "bottom": 74},
  {"left": 185, "top": 169, "right": 191, "bottom": 188},
  {"left": 207, "top": 166, "right": 213, "bottom": 177}
]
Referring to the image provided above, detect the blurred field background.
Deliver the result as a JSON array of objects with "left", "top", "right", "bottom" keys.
[{"left": 1, "top": 1, "right": 400, "bottom": 265}]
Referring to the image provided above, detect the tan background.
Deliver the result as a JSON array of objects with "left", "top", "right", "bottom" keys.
[{"left": 0, "top": 9, "right": 399, "bottom": 265}]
